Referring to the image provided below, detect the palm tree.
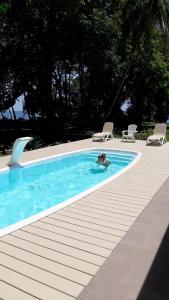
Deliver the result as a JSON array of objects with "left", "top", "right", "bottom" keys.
[{"left": 103, "top": 0, "right": 169, "bottom": 121}]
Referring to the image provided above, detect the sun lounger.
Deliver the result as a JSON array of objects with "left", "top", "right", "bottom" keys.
[
  {"left": 92, "top": 122, "right": 114, "bottom": 142},
  {"left": 146, "top": 123, "right": 166, "bottom": 145}
]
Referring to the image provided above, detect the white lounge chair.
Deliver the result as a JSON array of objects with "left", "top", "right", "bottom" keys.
[
  {"left": 92, "top": 122, "right": 114, "bottom": 142},
  {"left": 122, "top": 124, "right": 138, "bottom": 142},
  {"left": 146, "top": 123, "right": 167, "bottom": 145}
]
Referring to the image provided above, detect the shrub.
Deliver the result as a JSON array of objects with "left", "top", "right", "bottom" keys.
[
  {"left": 136, "top": 129, "right": 153, "bottom": 140},
  {"left": 26, "top": 136, "right": 45, "bottom": 150}
]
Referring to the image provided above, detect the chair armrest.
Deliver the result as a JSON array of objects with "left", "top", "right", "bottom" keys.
[
  {"left": 122, "top": 130, "right": 128, "bottom": 133},
  {"left": 122, "top": 130, "right": 128, "bottom": 135}
]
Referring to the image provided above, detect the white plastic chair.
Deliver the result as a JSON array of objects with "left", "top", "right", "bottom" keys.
[
  {"left": 92, "top": 122, "right": 114, "bottom": 142},
  {"left": 122, "top": 124, "right": 138, "bottom": 142},
  {"left": 146, "top": 123, "right": 166, "bottom": 145}
]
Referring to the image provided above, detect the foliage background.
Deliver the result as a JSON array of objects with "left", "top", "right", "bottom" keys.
[{"left": 0, "top": 0, "right": 169, "bottom": 151}]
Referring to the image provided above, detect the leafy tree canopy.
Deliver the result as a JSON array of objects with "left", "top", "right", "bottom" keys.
[{"left": 0, "top": 0, "right": 169, "bottom": 127}]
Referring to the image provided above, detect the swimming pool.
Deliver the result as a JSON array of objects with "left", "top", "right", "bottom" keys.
[{"left": 0, "top": 148, "right": 141, "bottom": 236}]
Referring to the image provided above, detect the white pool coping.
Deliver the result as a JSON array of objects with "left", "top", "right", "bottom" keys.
[{"left": 0, "top": 147, "right": 142, "bottom": 237}]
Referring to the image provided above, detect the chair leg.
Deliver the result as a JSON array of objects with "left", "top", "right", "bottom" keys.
[
  {"left": 162, "top": 137, "right": 167, "bottom": 144},
  {"left": 160, "top": 138, "right": 164, "bottom": 145},
  {"left": 132, "top": 136, "right": 135, "bottom": 142}
]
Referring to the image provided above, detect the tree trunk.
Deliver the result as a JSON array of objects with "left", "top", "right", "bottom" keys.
[
  {"left": 102, "top": 38, "right": 141, "bottom": 122},
  {"left": 11, "top": 106, "right": 17, "bottom": 120},
  {"left": 8, "top": 108, "right": 13, "bottom": 120},
  {"left": 68, "top": 72, "right": 71, "bottom": 108}
]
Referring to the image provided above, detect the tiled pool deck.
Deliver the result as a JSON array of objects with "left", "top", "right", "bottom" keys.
[{"left": 0, "top": 138, "right": 169, "bottom": 300}]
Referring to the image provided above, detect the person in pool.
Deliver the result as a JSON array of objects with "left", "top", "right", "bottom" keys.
[{"left": 96, "top": 153, "right": 111, "bottom": 168}]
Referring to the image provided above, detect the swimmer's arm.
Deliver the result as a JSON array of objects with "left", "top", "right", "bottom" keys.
[
  {"left": 96, "top": 160, "right": 101, "bottom": 164},
  {"left": 104, "top": 160, "right": 111, "bottom": 167}
]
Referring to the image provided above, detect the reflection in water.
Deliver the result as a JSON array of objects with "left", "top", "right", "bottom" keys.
[{"left": 9, "top": 167, "right": 24, "bottom": 187}]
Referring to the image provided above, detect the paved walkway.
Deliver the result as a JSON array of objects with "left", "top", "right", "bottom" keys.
[
  {"left": 78, "top": 171, "right": 169, "bottom": 300},
  {"left": 0, "top": 138, "right": 169, "bottom": 300}
]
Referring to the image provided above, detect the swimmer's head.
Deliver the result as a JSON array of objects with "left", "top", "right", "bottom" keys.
[
  {"left": 98, "top": 153, "right": 106, "bottom": 161},
  {"left": 101, "top": 153, "right": 106, "bottom": 160}
]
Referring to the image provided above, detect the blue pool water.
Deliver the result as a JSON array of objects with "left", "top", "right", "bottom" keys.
[{"left": 0, "top": 149, "right": 137, "bottom": 230}]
